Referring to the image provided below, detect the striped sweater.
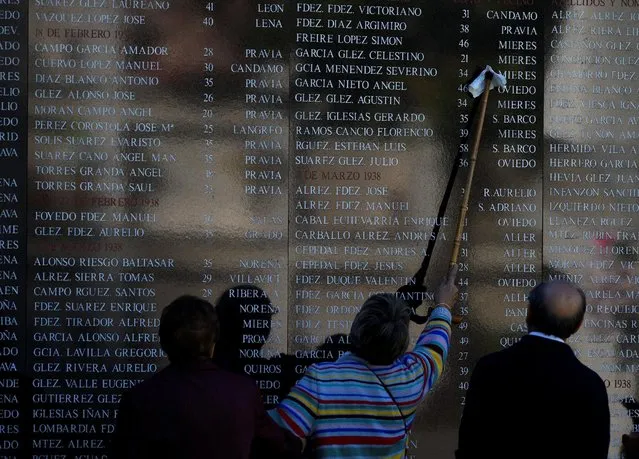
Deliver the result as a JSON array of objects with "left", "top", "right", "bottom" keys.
[{"left": 269, "top": 306, "right": 452, "bottom": 458}]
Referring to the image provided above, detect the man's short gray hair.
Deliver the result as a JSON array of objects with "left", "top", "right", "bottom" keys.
[{"left": 349, "top": 294, "right": 411, "bottom": 365}]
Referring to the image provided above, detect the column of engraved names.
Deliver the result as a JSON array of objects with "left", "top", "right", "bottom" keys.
[
  {"left": 0, "top": 0, "right": 27, "bottom": 455},
  {"left": 29, "top": 1, "right": 172, "bottom": 454},
  {"left": 481, "top": 5, "right": 543, "bottom": 341},
  {"left": 545, "top": 3, "right": 639, "bottom": 446},
  {"left": 291, "top": 2, "right": 439, "bottom": 358},
  {"left": 226, "top": 2, "right": 288, "bottom": 407}
]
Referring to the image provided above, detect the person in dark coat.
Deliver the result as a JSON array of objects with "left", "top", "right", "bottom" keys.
[
  {"left": 110, "top": 295, "right": 302, "bottom": 459},
  {"left": 457, "top": 280, "right": 610, "bottom": 459}
]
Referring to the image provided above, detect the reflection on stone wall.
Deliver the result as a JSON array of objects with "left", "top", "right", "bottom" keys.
[{"left": 0, "top": 0, "right": 639, "bottom": 457}]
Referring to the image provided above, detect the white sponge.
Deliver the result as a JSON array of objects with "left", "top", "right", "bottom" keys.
[{"left": 468, "top": 65, "right": 507, "bottom": 98}]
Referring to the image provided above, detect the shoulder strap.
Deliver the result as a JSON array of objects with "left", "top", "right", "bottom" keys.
[{"left": 366, "top": 365, "right": 409, "bottom": 438}]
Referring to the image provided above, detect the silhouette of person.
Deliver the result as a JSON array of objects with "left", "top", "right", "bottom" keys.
[
  {"left": 110, "top": 294, "right": 302, "bottom": 459},
  {"left": 214, "top": 284, "right": 276, "bottom": 371},
  {"left": 214, "top": 284, "right": 298, "bottom": 407},
  {"left": 457, "top": 280, "right": 610, "bottom": 459}
]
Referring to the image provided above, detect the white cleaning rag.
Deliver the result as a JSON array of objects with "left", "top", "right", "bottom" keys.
[{"left": 468, "top": 65, "right": 507, "bottom": 98}]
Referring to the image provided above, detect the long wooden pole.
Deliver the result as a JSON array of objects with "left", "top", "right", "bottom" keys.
[
  {"left": 405, "top": 72, "right": 495, "bottom": 325},
  {"left": 449, "top": 72, "right": 493, "bottom": 269}
]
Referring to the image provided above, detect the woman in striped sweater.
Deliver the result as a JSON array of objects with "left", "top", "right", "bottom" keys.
[{"left": 269, "top": 265, "right": 458, "bottom": 458}]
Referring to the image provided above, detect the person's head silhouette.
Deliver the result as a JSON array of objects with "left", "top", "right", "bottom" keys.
[
  {"left": 160, "top": 295, "right": 219, "bottom": 364},
  {"left": 213, "top": 284, "right": 275, "bottom": 371}
]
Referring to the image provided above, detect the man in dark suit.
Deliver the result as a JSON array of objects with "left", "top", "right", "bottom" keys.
[
  {"left": 110, "top": 295, "right": 302, "bottom": 459},
  {"left": 457, "top": 280, "right": 610, "bottom": 459}
]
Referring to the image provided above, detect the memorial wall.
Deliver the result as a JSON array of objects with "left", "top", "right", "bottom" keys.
[{"left": 1, "top": 0, "right": 639, "bottom": 457}]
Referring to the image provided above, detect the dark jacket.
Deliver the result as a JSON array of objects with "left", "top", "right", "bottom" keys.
[
  {"left": 457, "top": 335, "right": 610, "bottom": 459},
  {"left": 110, "top": 360, "right": 301, "bottom": 459}
]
